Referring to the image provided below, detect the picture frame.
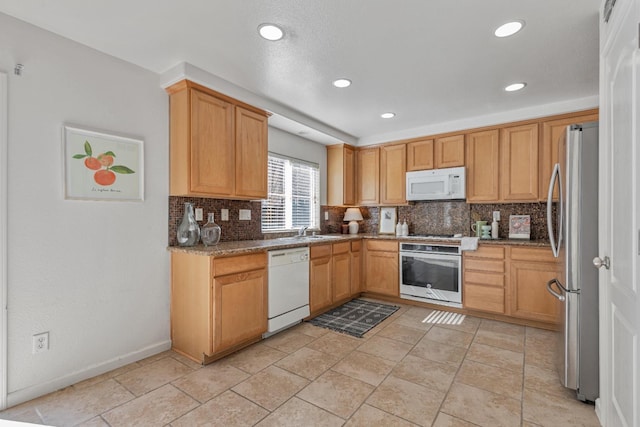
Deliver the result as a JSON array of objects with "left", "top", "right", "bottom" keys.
[
  {"left": 378, "top": 207, "right": 397, "bottom": 234},
  {"left": 63, "top": 125, "right": 144, "bottom": 201},
  {"left": 509, "top": 215, "right": 531, "bottom": 239}
]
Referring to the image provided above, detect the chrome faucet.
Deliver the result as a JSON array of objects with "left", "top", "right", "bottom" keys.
[{"left": 298, "top": 226, "right": 309, "bottom": 236}]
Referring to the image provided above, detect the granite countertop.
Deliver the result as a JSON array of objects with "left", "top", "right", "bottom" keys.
[{"left": 167, "top": 233, "right": 550, "bottom": 257}]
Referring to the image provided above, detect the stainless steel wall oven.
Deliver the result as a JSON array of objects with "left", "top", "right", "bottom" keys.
[{"left": 400, "top": 242, "right": 462, "bottom": 307}]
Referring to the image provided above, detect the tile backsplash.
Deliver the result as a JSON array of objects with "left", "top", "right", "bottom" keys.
[
  {"left": 169, "top": 196, "right": 263, "bottom": 245},
  {"left": 169, "top": 197, "right": 556, "bottom": 244},
  {"left": 322, "top": 201, "right": 555, "bottom": 240}
]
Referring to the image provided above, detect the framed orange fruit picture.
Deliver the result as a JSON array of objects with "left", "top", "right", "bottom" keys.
[{"left": 63, "top": 125, "right": 144, "bottom": 201}]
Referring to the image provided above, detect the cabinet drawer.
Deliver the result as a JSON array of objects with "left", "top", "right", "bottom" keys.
[
  {"left": 366, "top": 240, "right": 398, "bottom": 252},
  {"left": 464, "top": 271, "right": 504, "bottom": 287},
  {"left": 310, "top": 244, "right": 332, "bottom": 259},
  {"left": 466, "top": 245, "right": 505, "bottom": 259},
  {"left": 464, "top": 258, "right": 504, "bottom": 273},
  {"left": 464, "top": 283, "right": 505, "bottom": 314},
  {"left": 332, "top": 242, "right": 350, "bottom": 255},
  {"left": 510, "top": 246, "right": 557, "bottom": 263},
  {"left": 213, "top": 253, "right": 267, "bottom": 277},
  {"left": 351, "top": 240, "right": 361, "bottom": 252}
]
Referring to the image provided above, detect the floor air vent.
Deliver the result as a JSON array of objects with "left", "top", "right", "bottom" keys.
[{"left": 422, "top": 310, "right": 466, "bottom": 325}]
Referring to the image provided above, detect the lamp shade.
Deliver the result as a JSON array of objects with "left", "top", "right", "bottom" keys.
[{"left": 343, "top": 208, "right": 363, "bottom": 222}]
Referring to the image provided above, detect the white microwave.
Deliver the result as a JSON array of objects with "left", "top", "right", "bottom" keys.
[{"left": 406, "top": 167, "right": 466, "bottom": 201}]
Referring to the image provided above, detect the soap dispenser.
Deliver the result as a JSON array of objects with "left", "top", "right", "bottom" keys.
[
  {"left": 401, "top": 220, "right": 409, "bottom": 236},
  {"left": 395, "top": 221, "right": 402, "bottom": 236},
  {"left": 491, "top": 211, "right": 500, "bottom": 239}
]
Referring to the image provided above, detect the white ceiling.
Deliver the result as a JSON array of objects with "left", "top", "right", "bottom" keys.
[{"left": 0, "top": 0, "right": 601, "bottom": 146}]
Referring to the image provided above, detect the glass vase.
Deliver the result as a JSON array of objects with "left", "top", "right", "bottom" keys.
[
  {"left": 201, "top": 212, "right": 221, "bottom": 246},
  {"left": 177, "top": 202, "right": 200, "bottom": 246}
]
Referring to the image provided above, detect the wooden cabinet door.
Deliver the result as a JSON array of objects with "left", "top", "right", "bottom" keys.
[
  {"left": 435, "top": 134, "right": 465, "bottom": 168},
  {"left": 356, "top": 147, "right": 380, "bottom": 205},
  {"left": 190, "top": 89, "right": 235, "bottom": 195},
  {"left": 343, "top": 146, "right": 356, "bottom": 205},
  {"left": 235, "top": 106, "right": 268, "bottom": 199},
  {"left": 364, "top": 241, "right": 399, "bottom": 296},
  {"left": 379, "top": 144, "right": 407, "bottom": 205},
  {"left": 466, "top": 129, "right": 500, "bottom": 202},
  {"left": 539, "top": 111, "right": 598, "bottom": 201},
  {"left": 500, "top": 123, "right": 539, "bottom": 201},
  {"left": 310, "top": 245, "right": 332, "bottom": 313},
  {"left": 213, "top": 268, "right": 267, "bottom": 352},
  {"left": 332, "top": 247, "right": 351, "bottom": 302},
  {"left": 350, "top": 241, "right": 362, "bottom": 296},
  {"left": 327, "top": 145, "right": 356, "bottom": 206},
  {"left": 509, "top": 261, "right": 562, "bottom": 324},
  {"left": 407, "top": 138, "right": 434, "bottom": 171}
]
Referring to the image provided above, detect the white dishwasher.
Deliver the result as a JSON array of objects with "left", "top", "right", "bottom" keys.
[{"left": 265, "top": 247, "right": 310, "bottom": 337}]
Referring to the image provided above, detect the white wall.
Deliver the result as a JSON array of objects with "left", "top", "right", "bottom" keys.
[
  {"left": 268, "top": 127, "right": 328, "bottom": 205},
  {"left": 0, "top": 13, "right": 170, "bottom": 405}
]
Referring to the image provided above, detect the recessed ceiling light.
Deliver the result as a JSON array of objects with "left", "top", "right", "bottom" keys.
[
  {"left": 494, "top": 21, "right": 525, "bottom": 38},
  {"left": 258, "top": 24, "right": 284, "bottom": 41},
  {"left": 332, "top": 78, "right": 352, "bottom": 88},
  {"left": 381, "top": 112, "right": 396, "bottom": 119},
  {"left": 505, "top": 82, "right": 527, "bottom": 92}
]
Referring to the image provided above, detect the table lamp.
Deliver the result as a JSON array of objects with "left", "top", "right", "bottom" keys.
[{"left": 343, "top": 207, "right": 363, "bottom": 234}]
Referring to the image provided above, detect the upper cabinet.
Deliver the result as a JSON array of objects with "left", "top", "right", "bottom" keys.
[
  {"left": 406, "top": 138, "right": 434, "bottom": 171},
  {"left": 379, "top": 144, "right": 407, "bottom": 205},
  {"left": 356, "top": 147, "right": 381, "bottom": 205},
  {"left": 406, "top": 134, "right": 464, "bottom": 171},
  {"left": 466, "top": 129, "right": 500, "bottom": 202},
  {"left": 354, "top": 145, "right": 406, "bottom": 206},
  {"left": 539, "top": 110, "right": 598, "bottom": 201},
  {"left": 167, "top": 80, "right": 268, "bottom": 199},
  {"left": 327, "top": 144, "right": 356, "bottom": 206},
  {"left": 500, "top": 123, "right": 539, "bottom": 202}
]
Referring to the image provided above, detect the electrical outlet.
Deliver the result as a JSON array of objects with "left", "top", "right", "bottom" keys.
[
  {"left": 33, "top": 332, "right": 49, "bottom": 354},
  {"left": 221, "top": 209, "right": 229, "bottom": 221},
  {"left": 195, "top": 208, "right": 203, "bottom": 221},
  {"left": 493, "top": 211, "right": 501, "bottom": 221},
  {"left": 239, "top": 209, "right": 251, "bottom": 221},
  {"left": 324, "top": 211, "right": 329, "bottom": 221}
]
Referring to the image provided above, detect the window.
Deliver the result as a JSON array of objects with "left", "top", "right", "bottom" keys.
[{"left": 262, "top": 153, "right": 320, "bottom": 232}]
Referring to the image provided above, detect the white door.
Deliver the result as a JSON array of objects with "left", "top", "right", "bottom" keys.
[
  {"left": 0, "top": 71, "right": 7, "bottom": 410},
  {"left": 599, "top": 0, "right": 640, "bottom": 425}
]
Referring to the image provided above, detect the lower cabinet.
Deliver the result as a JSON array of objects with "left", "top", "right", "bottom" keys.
[
  {"left": 364, "top": 240, "right": 399, "bottom": 296},
  {"left": 332, "top": 242, "right": 352, "bottom": 302},
  {"left": 462, "top": 244, "right": 562, "bottom": 326},
  {"left": 171, "top": 251, "right": 267, "bottom": 364},
  {"left": 463, "top": 246, "right": 506, "bottom": 314},
  {"left": 509, "top": 247, "right": 562, "bottom": 324},
  {"left": 350, "top": 240, "right": 363, "bottom": 296},
  {"left": 309, "top": 244, "right": 332, "bottom": 314}
]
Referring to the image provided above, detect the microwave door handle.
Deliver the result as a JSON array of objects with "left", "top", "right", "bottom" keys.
[{"left": 547, "top": 163, "right": 560, "bottom": 257}]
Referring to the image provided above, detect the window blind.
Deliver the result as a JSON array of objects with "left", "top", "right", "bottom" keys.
[{"left": 262, "top": 153, "right": 319, "bottom": 232}]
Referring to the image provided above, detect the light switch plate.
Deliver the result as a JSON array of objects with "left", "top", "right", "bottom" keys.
[
  {"left": 493, "top": 211, "right": 501, "bottom": 221},
  {"left": 195, "top": 208, "right": 203, "bottom": 221},
  {"left": 324, "top": 211, "right": 329, "bottom": 221},
  {"left": 239, "top": 209, "right": 251, "bottom": 221},
  {"left": 221, "top": 209, "right": 229, "bottom": 221}
]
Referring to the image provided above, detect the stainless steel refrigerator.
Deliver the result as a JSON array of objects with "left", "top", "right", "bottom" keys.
[{"left": 546, "top": 121, "right": 599, "bottom": 402}]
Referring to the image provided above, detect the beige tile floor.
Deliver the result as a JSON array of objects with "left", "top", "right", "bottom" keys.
[{"left": 1, "top": 301, "right": 601, "bottom": 426}]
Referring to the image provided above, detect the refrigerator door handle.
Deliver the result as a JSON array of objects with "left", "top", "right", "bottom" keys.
[
  {"left": 547, "top": 163, "right": 564, "bottom": 257},
  {"left": 546, "top": 278, "right": 566, "bottom": 301}
]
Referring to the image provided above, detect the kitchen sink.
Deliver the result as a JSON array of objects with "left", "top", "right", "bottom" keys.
[{"left": 275, "top": 235, "right": 344, "bottom": 242}]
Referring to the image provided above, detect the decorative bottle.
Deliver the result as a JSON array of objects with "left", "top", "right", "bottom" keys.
[
  {"left": 401, "top": 220, "right": 409, "bottom": 236},
  {"left": 177, "top": 202, "right": 200, "bottom": 246},
  {"left": 201, "top": 212, "right": 221, "bottom": 246},
  {"left": 395, "top": 221, "right": 402, "bottom": 236},
  {"left": 491, "top": 219, "right": 499, "bottom": 239}
]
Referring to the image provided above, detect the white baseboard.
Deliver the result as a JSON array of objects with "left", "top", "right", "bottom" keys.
[{"left": 6, "top": 340, "right": 171, "bottom": 408}]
